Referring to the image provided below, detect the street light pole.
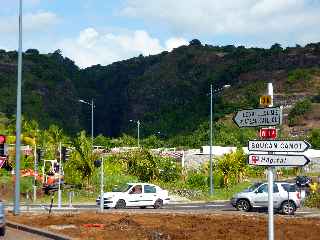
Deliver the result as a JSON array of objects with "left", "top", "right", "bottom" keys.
[
  {"left": 79, "top": 99, "right": 94, "bottom": 146},
  {"left": 91, "top": 99, "right": 94, "bottom": 145},
  {"left": 137, "top": 120, "right": 140, "bottom": 148},
  {"left": 14, "top": 0, "right": 23, "bottom": 215},
  {"left": 209, "top": 84, "right": 231, "bottom": 196},
  {"left": 210, "top": 84, "right": 213, "bottom": 195}
]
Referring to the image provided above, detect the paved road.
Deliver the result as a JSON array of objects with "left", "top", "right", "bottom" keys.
[{"left": 0, "top": 227, "right": 51, "bottom": 240}]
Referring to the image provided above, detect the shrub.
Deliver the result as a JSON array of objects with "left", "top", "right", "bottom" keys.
[
  {"left": 304, "top": 192, "right": 320, "bottom": 208},
  {"left": 288, "top": 99, "right": 312, "bottom": 126},
  {"left": 186, "top": 171, "right": 208, "bottom": 189},
  {"left": 287, "top": 69, "right": 311, "bottom": 84}
]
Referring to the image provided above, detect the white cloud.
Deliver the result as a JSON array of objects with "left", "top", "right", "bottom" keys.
[
  {"left": 58, "top": 28, "right": 187, "bottom": 68},
  {"left": 120, "top": 0, "right": 320, "bottom": 45},
  {"left": 0, "top": 11, "right": 59, "bottom": 34}
]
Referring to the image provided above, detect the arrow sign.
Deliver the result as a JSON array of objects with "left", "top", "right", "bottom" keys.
[
  {"left": 248, "top": 154, "right": 310, "bottom": 166},
  {"left": 233, "top": 107, "right": 282, "bottom": 128},
  {"left": 248, "top": 140, "right": 311, "bottom": 152}
]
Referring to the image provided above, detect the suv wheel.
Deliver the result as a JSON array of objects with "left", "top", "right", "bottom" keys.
[
  {"left": 236, "top": 199, "right": 251, "bottom": 212},
  {"left": 115, "top": 199, "right": 126, "bottom": 209},
  {"left": 153, "top": 199, "right": 163, "bottom": 209},
  {"left": 281, "top": 201, "right": 296, "bottom": 215},
  {"left": 0, "top": 226, "right": 5, "bottom": 236}
]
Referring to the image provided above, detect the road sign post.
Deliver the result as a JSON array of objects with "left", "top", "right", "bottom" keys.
[
  {"left": 233, "top": 107, "right": 282, "bottom": 128},
  {"left": 248, "top": 140, "right": 311, "bottom": 152},
  {"left": 248, "top": 154, "right": 310, "bottom": 166}
]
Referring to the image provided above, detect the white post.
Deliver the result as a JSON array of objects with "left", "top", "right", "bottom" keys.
[
  {"left": 100, "top": 158, "right": 104, "bottom": 212},
  {"left": 210, "top": 84, "right": 214, "bottom": 195},
  {"left": 33, "top": 143, "right": 37, "bottom": 202},
  {"left": 267, "top": 82, "right": 274, "bottom": 240},
  {"left": 14, "top": 0, "right": 23, "bottom": 216},
  {"left": 58, "top": 142, "right": 62, "bottom": 208}
]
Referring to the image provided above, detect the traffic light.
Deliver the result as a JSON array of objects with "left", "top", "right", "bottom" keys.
[
  {"left": 61, "top": 146, "right": 70, "bottom": 161},
  {"left": 0, "top": 135, "right": 6, "bottom": 156},
  {"left": 36, "top": 148, "right": 43, "bottom": 161}
]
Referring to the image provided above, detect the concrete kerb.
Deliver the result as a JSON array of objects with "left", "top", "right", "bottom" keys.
[{"left": 7, "top": 221, "right": 72, "bottom": 240}]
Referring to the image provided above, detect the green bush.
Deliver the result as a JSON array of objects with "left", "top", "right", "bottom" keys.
[
  {"left": 186, "top": 171, "right": 208, "bottom": 189},
  {"left": 288, "top": 99, "right": 312, "bottom": 126},
  {"left": 287, "top": 69, "right": 311, "bottom": 84},
  {"left": 304, "top": 192, "right": 320, "bottom": 208},
  {"left": 309, "top": 128, "right": 320, "bottom": 149}
]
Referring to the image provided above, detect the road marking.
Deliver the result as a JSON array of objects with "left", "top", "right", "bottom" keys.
[
  {"left": 177, "top": 205, "right": 201, "bottom": 208},
  {"left": 206, "top": 204, "right": 227, "bottom": 207}
]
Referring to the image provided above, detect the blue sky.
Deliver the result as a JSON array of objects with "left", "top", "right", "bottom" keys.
[{"left": 1, "top": 0, "right": 320, "bottom": 68}]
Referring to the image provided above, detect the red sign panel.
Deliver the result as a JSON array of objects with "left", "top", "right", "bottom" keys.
[
  {"left": 0, "top": 156, "right": 6, "bottom": 168},
  {"left": 259, "top": 128, "right": 277, "bottom": 139}
]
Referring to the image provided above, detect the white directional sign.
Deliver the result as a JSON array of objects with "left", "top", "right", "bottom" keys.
[
  {"left": 233, "top": 107, "right": 282, "bottom": 128},
  {"left": 248, "top": 154, "right": 310, "bottom": 166},
  {"left": 248, "top": 140, "right": 311, "bottom": 152}
]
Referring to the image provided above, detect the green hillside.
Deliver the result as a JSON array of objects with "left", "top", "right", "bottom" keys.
[{"left": 1, "top": 41, "right": 320, "bottom": 143}]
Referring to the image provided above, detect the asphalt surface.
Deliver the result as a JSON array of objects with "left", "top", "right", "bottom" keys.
[
  {"left": 1, "top": 227, "right": 52, "bottom": 240},
  {"left": 7, "top": 201, "right": 320, "bottom": 217}
]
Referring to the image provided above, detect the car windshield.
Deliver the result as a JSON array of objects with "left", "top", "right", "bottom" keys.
[
  {"left": 247, "top": 182, "right": 262, "bottom": 192},
  {"left": 112, "top": 184, "right": 133, "bottom": 192}
]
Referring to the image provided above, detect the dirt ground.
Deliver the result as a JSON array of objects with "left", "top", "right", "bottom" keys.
[{"left": 7, "top": 211, "right": 320, "bottom": 240}]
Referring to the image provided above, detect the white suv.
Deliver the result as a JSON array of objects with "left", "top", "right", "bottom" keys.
[
  {"left": 231, "top": 182, "right": 301, "bottom": 215},
  {"left": 96, "top": 183, "right": 170, "bottom": 209},
  {"left": 0, "top": 200, "right": 5, "bottom": 236}
]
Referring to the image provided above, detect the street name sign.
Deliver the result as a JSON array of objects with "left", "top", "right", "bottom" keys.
[
  {"left": 248, "top": 140, "right": 311, "bottom": 152},
  {"left": 233, "top": 107, "right": 282, "bottom": 128},
  {"left": 248, "top": 154, "right": 310, "bottom": 166},
  {"left": 260, "top": 95, "right": 272, "bottom": 107}
]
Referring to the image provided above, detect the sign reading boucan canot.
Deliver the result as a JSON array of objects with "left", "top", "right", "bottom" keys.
[
  {"left": 248, "top": 154, "right": 310, "bottom": 166},
  {"left": 233, "top": 107, "right": 282, "bottom": 128},
  {"left": 248, "top": 140, "right": 311, "bottom": 152}
]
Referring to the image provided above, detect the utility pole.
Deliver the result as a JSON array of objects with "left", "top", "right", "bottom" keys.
[
  {"left": 267, "top": 82, "right": 274, "bottom": 240},
  {"left": 33, "top": 143, "right": 37, "bottom": 202},
  {"left": 91, "top": 99, "right": 94, "bottom": 146},
  {"left": 137, "top": 120, "right": 140, "bottom": 148},
  {"left": 210, "top": 84, "right": 214, "bottom": 195},
  {"left": 100, "top": 158, "right": 104, "bottom": 212},
  {"left": 58, "top": 142, "right": 62, "bottom": 208},
  {"left": 14, "top": 0, "right": 23, "bottom": 215}
]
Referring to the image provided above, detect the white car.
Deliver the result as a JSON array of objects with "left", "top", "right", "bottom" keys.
[{"left": 96, "top": 183, "right": 170, "bottom": 209}]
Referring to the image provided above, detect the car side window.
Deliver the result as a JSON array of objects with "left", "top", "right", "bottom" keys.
[
  {"left": 144, "top": 185, "right": 156, "bottom": 193},
  {"left": 129, "top": 185, "right": 142, "bottom": 194},
  {"left": 273, "top": 184, "right": 279, "bottom": 193},
  {"left": 257, "top": 184, "right": 268, "bottom": 193}
]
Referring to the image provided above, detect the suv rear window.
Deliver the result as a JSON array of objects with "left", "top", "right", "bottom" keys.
[{"left": 281, "top": 184, "right": 296, "bottom": 192}]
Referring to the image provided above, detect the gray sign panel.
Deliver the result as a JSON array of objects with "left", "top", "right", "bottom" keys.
[
  {"left": 248, "top": 140, "right": 311, "bottom": 152},
  {"left": 233, "top": 107, "right": 282, "bottom": 128}
]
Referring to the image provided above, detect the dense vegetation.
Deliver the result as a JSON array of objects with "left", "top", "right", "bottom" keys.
[{"left": 1, "top": 42, "right": 320, "bottom": 145}]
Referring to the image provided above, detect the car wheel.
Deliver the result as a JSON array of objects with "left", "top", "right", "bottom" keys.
[
  {"left": 281, "top": 201, "right": 296, "bottom": 215},
  {"left": 0, "top": 226, "right": 5, "bottom": 236},
  {"left": 140, "top": 206, "right": 147, "bottom": 209},
  {"left": 115, "top": 199, "right": 126, "bottom": 209},
  {"left": 153, "top": 199, "right": 163, "bottom": 209},
  {"left": 236, "top": 199, "right": 251, "bottom": 212}
]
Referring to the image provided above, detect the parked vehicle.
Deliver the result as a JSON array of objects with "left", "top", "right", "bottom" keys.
[
  {"left": 96, "top": 183, "right": 170, "bottom": 209},
  {"left": 230, "top": 182, "right": 301, "bottom": 215},
  {"left": 295, "top": 176, "right": 312, "bottom": 188},
  {"left": 0, "top": 200, "right": 5, "bottom": 236}
]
